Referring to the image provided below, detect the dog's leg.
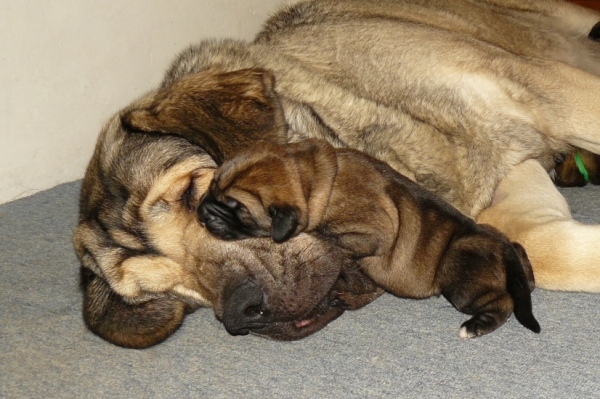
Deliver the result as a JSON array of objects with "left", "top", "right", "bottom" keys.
[
  {"left": 477, "top": 159, "right": 600, "bottom": 292},
  {"left": 457, "top": 293, "right": 514, "bottom": 339},
  {"left": 501, "top": 59, "right": 600, "bottom": 154},
  {"left": 438, "top": 248, "right": 511, "bottom": 338},
  {"left": 438, "top": 237, "right": 538, "bottom": 338}
]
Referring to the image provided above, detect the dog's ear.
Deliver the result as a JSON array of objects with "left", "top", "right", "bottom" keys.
[
  {"left": 511, "top": 242, "right": 535, "bottom": 292},
  {"left": 121, "top": 68, "right": 287, "bottom": 165},
  {"left": 74, "top": 223, "right": 187, "bottom": 349},
  {"left": 80, "top": 267, "right": 186, "bottom": 349},
  {"left": 269, "top": 205, "right": 299, "bottom": 243}
]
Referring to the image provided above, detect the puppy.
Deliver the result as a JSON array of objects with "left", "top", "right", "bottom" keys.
[{"left": 199, "top": 139, "right": 540, "bottom": 338}]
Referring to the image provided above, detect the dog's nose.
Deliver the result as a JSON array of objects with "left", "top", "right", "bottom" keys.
[
  {"left": 198, "top": 192, "right": 251, "bottom": 240},
  {"left": 199, "top": 194, "right": 231, "bottom": 224},
  {"left": 198, "top": 193, "right": 237, "bottom": 238},
  {"left": 222, "top": 280, "right": 272, "bottom": 336}
]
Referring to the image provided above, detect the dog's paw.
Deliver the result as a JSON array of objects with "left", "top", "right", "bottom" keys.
[{"left": 459, "top": 313, "right": 503, "bottom": 339}]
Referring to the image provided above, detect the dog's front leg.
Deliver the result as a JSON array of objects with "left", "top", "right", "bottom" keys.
[
  {"left": 513, "top": 61, "right": 600, "bottom": 154},
  {"left": 477, "top": 159, "right": 600, "bottom": 292}
]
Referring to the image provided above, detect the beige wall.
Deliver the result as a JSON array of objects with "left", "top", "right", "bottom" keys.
[{"left": 0, "top": 0, "right": 288, "bottom": 204}]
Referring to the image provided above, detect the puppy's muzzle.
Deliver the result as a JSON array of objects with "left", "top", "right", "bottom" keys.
[
  {"left": 222, "top": 280, "right": 273, "bottom": 336},
  {"left": 198, "top": 191, "right": 249, "bottom": 240}
]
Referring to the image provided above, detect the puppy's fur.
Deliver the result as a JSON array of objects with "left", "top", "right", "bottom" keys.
[
  {"left": 200, "top": 139, "right": 540, "bottom": 338},
  {"left": 75, "top": 0, "right": 600, "bottom": 347}
]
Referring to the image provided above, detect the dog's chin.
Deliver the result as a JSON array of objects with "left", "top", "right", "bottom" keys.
[
  {"left": 248, "top": 297, "right": 346, "bottom": 341},
  {"left": 247, "top": 274, "right": 385, "bottom": 341}
]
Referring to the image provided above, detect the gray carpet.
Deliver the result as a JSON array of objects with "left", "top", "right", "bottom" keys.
[{"left": 1, "top": 180, "right": 599, "bottom": 398}]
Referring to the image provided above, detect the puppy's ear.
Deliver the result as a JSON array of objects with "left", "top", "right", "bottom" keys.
[
  {"left": 269, "top": 205, "right": 299, "bottom": 243},
  {"left": 121, "top": 68, "right": 287, "bottom": 165},
  {"left": 511, "top": 242, "right": 535, "bottom": 292}
]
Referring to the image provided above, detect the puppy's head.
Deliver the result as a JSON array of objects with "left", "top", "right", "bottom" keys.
[
  {"left": 75, "top": 69, "right": 380, "bottom": 348},
  {"left": 199, "top": 139, "right": 338, "bottom": 243}
]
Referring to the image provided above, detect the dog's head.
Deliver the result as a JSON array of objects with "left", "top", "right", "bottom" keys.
[
  {"left": 199, "top": 139, "right": 338, "bottom": 243},
  {"left": 74, "top": 68, "right": 383, "bottom": 348}
]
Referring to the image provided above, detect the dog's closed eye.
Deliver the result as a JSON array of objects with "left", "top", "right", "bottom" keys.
[{"left": 179, "top": 180, "right": 195, "bottom": 211}]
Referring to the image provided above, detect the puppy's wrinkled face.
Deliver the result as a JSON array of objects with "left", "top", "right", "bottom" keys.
[{"left": 122, "top": 154, "right": 383, "bottom": 341}]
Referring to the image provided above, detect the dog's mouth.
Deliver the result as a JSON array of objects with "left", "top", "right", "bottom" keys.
[{"left": 226, "top": 268, "right": 384, "bottom": 341}]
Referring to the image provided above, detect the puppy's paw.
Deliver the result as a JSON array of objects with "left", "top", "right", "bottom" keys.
[{"left": 459, "top": 313, "right": 503, "bottom": 339}]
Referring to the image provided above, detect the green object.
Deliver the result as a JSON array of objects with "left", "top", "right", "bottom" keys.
[{"left": 574, "top": 153, "right": 590, "bottom": 184}]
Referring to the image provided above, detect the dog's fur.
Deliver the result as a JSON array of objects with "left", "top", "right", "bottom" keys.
[
  {"left": 74, "top": 0, "right": 600, "bottom": 347},
  {"left": 199, "top": 139, "right": 540, "bottom": 338}
]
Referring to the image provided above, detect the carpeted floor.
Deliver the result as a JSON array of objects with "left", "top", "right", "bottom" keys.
[{"left": 1, "top": 180, "right": 599, "bottom": 398}]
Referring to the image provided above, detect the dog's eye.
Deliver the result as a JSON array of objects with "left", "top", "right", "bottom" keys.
[{"left": 179, "top": 180, "right": 195, "bottom": 210}]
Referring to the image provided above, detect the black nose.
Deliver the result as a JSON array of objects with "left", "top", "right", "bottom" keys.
[
  {"left": 222, "top": 280, "right": 272, "bottom": 336},
  {"left": 198, "top": 192, "right": 240, "bottom": 240},
  {"left": 198, "top": 192, "right": 254, "bottom": 241}
]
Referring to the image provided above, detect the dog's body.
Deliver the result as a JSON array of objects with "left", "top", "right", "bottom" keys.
[
  {"left": 200, "top": 139, "right": 540, "bottom": 338},
  {"left": 74, "top": 0, "right": 600, "bottom": 347}
]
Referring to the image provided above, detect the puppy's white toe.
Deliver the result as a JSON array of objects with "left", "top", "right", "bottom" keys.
[{"left": 459, "top": 326, "right": 474, "bottom": 339}]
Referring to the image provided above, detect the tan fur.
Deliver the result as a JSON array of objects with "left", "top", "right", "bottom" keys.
[{"left": 478, "top": 159, "right": 600, "bottom": 291}]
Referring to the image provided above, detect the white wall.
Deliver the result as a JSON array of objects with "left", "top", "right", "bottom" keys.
[{"left": 0, "top": 0, "right": 289, "bottom": 204}]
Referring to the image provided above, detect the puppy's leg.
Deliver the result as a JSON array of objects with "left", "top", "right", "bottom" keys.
[
  {"left": 457, "top": 294, "right": 513, "bottom": 339},
  {"left": 478, "top": 159, "right": 600, "bottom": 292},
  {"left": 439, "top": 239, "right": 518, "bottom": 338}
]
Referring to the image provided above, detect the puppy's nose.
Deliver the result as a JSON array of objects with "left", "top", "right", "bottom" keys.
[
  {"left": 198, "top": 193, "right": 231, "bottom": 223},
  {"left": 222, "top": 280, "right": 272, "bottom": 336},
  {"left": 198, "top": 192, "right": 238, "bottom": 239}
]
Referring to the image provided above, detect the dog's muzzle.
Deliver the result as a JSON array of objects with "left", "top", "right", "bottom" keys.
[
  {"left": 198, "top": 191, "right": 251, "bottom": 240},
  {"left": 221, "top": 280, "right": 273, "bottom": 336},
  {"left": 218, "top": 268, "right": 385, "bottom": 340}
]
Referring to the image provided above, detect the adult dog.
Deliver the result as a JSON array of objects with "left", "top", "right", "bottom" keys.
[{"left": 74, "top": 0, "right": 600, "bottom": 348}]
